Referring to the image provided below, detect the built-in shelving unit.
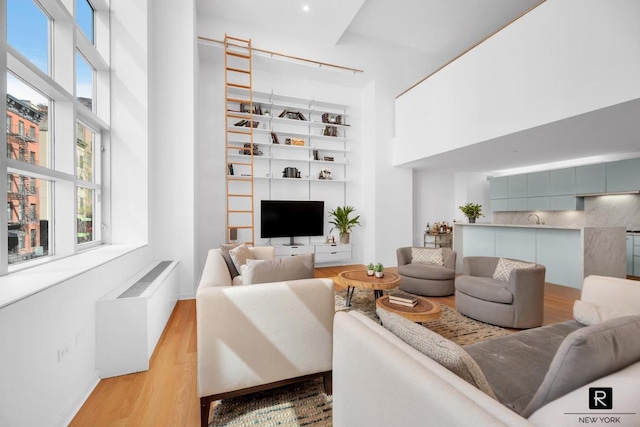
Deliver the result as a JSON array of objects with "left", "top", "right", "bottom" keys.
[
  {"left": 225, "top": 87, "right": 354, "bottom": 264},
  {"left": 226, "top": 87, "right": 351, "bottom": 189}
]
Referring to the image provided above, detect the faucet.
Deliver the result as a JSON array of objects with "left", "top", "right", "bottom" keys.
[{"left": 528, "top": 213, "right": 541, "bottom": 225}]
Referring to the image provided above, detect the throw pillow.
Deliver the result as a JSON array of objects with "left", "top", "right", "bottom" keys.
[
  {"left": 573, "top": 300, "right": 634, "bottom": 326},
  {"left": 242, "top": 253, "right": 315, "bottom": 285},
  {"left": 220, "top": 243, "right": 242, "bottom": 278},
  {"left": 492, "top": 257, "right": 536, "bottom": 281},
  {"left": 377, "top": 308, "right": 497, "bottom": 399},
  {"left": 521, "top": 315, "right": 640, "bottom": 418},
  {"left": 411, "top": 247, "right": 444, "bottom": 266},
  {"left": 229, "top": 243, "right": 255, "bottom": 274}
]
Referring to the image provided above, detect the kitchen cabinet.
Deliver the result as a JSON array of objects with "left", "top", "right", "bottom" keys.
[
  {"left": 550, "top": 168, "right": 576, "bottom": 195},
  {"left": 606, "top": 158, "right": 640, "bottom": 193},
  {"left": 527, "top": 197, "right": 550, "bottom": 211},
  {"left": 495, "top": 228, "right": 536, "bottom": 261},
  {"left": 549, "top": 196, "right": 584, "bottom": 211},
  {"left": 507, "top": 198, "right": 528, "bottom": 211},
  {"left": 490, "top": 176, "right": 508, "bottom": 199},
  {"left": 627, "top": 235, "right": 634, "bottom": 276},
  {"left": 508, "top": 174, "right": 528, "bottom": 198},
  {"left": 576, "top": 163, "right": 606, "bottom": 194},
  {"left": 491, "top": 198, "right": 508, "bottom": 212},
  {"left": 527, "top": 172, "right": 550, "bottom": 197}
]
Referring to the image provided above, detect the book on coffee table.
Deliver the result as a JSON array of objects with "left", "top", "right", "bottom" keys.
[
  {"left": 388, "top": 291, "right": 418, "bottom": 307},
  {"left": 388, "top": 299, "right": 418, "bottom": 307}
]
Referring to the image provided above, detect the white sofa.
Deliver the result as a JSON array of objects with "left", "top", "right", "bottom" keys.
[
  {"left": 196, "top": 247, "right": 334, "bottom": 427},
  {"left": 333, "top": 276, "right": 640, "bottom": 426}
]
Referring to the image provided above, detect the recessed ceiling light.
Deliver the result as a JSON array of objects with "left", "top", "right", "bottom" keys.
[{"left": 302, "top": 5, "right": 310, "bottom": 12}]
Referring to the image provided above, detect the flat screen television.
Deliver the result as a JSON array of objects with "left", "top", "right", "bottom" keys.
[{"left": 261, "top": 200, "right": 324, "bottom": 245}]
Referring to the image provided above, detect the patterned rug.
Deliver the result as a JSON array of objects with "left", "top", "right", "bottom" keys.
[
  {"left": 209, "top": 288, "right": 510, "bottom": 426},
  {"left": 211, "top": 377, "right": 332, "bottom": 427},
  {"left": 335, "top": 288, "right": 512, "bottom": 346}
]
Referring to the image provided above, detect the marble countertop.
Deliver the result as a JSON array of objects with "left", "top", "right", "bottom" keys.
[{"left": 454, "top": 223, "right": 626, "bottom": 231}]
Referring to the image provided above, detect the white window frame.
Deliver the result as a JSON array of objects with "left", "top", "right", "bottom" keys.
[{"left": 1, "top": 0, "right": 110, "bottom": 275}]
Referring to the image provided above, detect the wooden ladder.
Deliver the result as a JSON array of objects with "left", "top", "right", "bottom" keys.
[{"left": 224, "top": 35, "right": 255, "bottom": 245}]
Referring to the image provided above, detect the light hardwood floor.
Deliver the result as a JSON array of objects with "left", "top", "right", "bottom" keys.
[{"left": 71, "top": 264, "right": 580, "bottom": 426}]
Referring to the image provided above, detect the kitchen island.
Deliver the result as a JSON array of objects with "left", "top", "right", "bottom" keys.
[{"left": 453, "top": 223, "right": 626, "bottom": 288}]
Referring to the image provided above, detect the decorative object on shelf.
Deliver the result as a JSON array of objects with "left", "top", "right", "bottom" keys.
[
  {"left": 240, "top": 103, "right": 262, "bottom": 115},
  {"left": 326, "top": 235, "right": 336, "bottom": 244},
  {"left": 282, "top": 167, "right": 301, "bottom": 178},
  {"left": 285, "top": 138, "right": 291, "bottom": 145},
  {"left": 291, "top": 138, "right": 305, "bottom": 146},
  {"left": 263, "top": 108, "right": 270, "bottom": 117},
  {"left": 239, "top": 143, "right": 262, "bottom": 156},
  {"left": 323, "top": 125, "right": 339, "bottom": 137},
  {"left": 234, "top": 120, "right": 259, "bottom": 128},
  {"left": 374, "top": 263, "right": 384, "bottom": 278},
  {"left": 318, "top": 168, "right": 332, "bottom": 180},
  {"left": 322, "top": 113, "right": 343, "bottom": 125},
  {"left": 313, "top": 150, "right": 320, "bottom": 161},
  {"left": 270, "top": 132, "right": 280, "bottom": 144},
  {"left": 329, "top": 205, "right": 361, "bottom": 244},
  {"left": 459, "top": 203, "right": 484, "bottom": 224},
  {"left": 367, "top": 263, "right": 375, "bottom": 276},
  {"left": 323, "top": 156, "right": 334, "bottom": 162},
  {"left": 227, "top": 163, "right": 234, "bottom": 176},
  {"left": 279, "top": 110, "right": 306, "bottom": 121}
]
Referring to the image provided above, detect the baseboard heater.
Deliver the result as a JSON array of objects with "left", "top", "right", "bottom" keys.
[{"left": 96, "top": 260, "right": 179, "bottom": 378}]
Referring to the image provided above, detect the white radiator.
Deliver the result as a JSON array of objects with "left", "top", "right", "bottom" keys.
[{"left": 96, "top": 260, "right": 179, "bottom": 378}]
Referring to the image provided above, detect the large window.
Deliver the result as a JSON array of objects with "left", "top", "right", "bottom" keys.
[{"left": 3, "top": 0, "right": 108, "bottom": 272}]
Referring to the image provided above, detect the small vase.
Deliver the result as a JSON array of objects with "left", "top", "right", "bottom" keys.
[
  {"left": 340, "top": 233, "right": 350, "bottom": 244},
  {"left": 375, "top": 271, "right": 384, "bottom": 278},
  {"left": 468, "top": 217, "right": 476, "bottom": 224},
  {"left": 367, "top": 270, "right": 374, "bottom": 276}
]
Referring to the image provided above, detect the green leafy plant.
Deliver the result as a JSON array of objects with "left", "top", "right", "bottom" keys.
[
  {"left": 328, "top": 205, "right": 361, "bottom": 236},
  {"left": 374, "top": 263, "right": 384, "bottom": 272},
  {"left": 367, "top": 263, "right": 375, "bottom": 271},
  {"left": 459, "top": 202, "right": 484, "bottom": 220}
]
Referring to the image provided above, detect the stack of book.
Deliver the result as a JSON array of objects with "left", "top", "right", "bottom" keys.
[{"left": 388, "top": 292, "right": 418, "bottom": 307}]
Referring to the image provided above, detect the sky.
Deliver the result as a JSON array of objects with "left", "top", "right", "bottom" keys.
[{"left": 7, "top": 0, "right": 95, "bottom": 105}]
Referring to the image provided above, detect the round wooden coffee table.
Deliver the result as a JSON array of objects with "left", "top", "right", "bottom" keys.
[
  {"left": 338, "top": 270, "right": 401, "bottom": 307},
  {"left": 376, "top": 295, "right": 442, "bottom": 322}
]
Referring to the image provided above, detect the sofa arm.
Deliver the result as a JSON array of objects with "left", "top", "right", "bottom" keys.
[
  {"left": 396, "top": 247, "right": 412, "bottom": 267},
  {"left": 196, "top": 278, "right": 334, "bottom": 398},
  {"left": 508, "top": 266, "right": 546, "bottom": 328},
  {"left": 198, "top": 249, "right": 233, "bottom": 289},
  {"left": 333, "top": 311, "right": 532, "bottom": 427}
]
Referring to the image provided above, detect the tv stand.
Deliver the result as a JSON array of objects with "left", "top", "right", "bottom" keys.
[
  {"left": 274, "top": 243, "right": 352, "bottom": 265},
  {"left": 283, "top": 237, "right": 304, "bottom": 246}
]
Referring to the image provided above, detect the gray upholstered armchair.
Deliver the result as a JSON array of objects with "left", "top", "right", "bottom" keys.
[
  {"left": 455, "top": 256, "right": 546, "bottom": 329},
  {"left": 396, "top": 247, "right": 457, "bottom": 296}
]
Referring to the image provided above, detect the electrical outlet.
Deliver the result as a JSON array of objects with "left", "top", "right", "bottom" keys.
[{"left": 58, "top": 344, "right": 70, "bottom": 362}]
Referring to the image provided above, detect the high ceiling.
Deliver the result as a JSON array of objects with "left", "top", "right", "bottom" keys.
[{"left": 195, "top": 0, "right": 640, "bottom": 175}]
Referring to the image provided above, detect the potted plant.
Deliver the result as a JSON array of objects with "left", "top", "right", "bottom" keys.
[
  {"left": 374, "top": 263, "right": 384, "bottom": 278},
  {"left": 459, "top": 202, "right": 484, "bottom": 223},
  {"left": 329, "top": 205, "right": 361, "bottom": 244},
  {"left": 367, "top": 263, "right": 375, "bottom": 276}
]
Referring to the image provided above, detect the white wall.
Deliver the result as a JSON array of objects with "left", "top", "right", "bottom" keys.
[
  {"left": 395, "top": 0, "right": 640, "bottom": 166},
  {"left": 149, "top": 0, "right": 197, "bottom": 298}
]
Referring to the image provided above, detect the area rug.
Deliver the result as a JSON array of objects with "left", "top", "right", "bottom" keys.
[
  {"left": 335, "top": 288, "right": 512, "bottom": 346},
  {"left": 210, "top": 377, "right": 332, "bottom": 427},
  {"left": 209, "top": 289, "right": 510, "bottom": 427}
]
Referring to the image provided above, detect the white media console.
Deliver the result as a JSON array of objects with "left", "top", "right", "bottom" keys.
[{"left": 275, "top": 243, "right": 352, "bottom": 264}]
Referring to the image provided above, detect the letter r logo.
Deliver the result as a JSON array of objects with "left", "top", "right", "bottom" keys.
[{"left": 589, "top": 387, "right": 613, "bottom": 409}]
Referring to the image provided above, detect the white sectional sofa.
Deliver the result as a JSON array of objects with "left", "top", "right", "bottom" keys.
[
  {"left": 333, "top": 276, "right": 640, "bottom": 426},
  {"left": 196, "top": 246, "right": 335, "bottom": 427}
]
